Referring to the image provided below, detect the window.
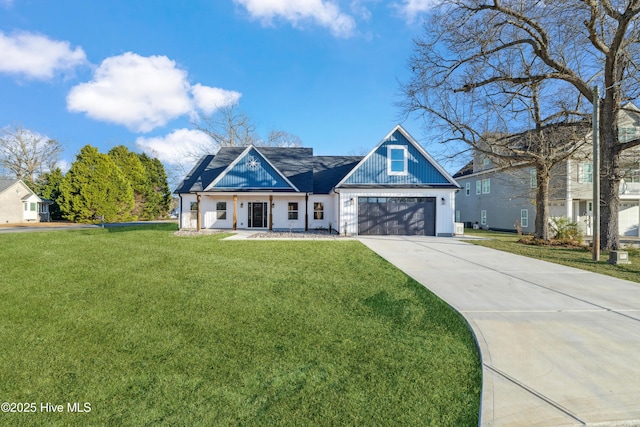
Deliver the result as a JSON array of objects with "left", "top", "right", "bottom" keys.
[
  {"left": 38, "top": 203, "right": 47, "bottom": 213},
  {"left": 388, "top": 146, "right": 408, "bottom": 175},
  {"left": 580, "top": 163, "right": 593, "bottom": 182},
  {"left": 482, "top": 157, "right": 490, "bottom": 169},
  {"left": 521, "top": 209, "right": 529, "bottom": 228},
  {"left": 482, "top": 178, "right": 490, "bottom": 194},
  {"left": 476, "top": 181, "right": 481, "bottom": 195},
  {"left": 288, "top": 202, "right": 298, "bottom": 220},
  {"left": 216, "top": 201, "right": 227, "bottom": 219},
  {"left": 190, "top": 202, "right": 198, "bottom": 211},
  {"left": 24, "top": 202, "right": 28, "bottom": 211},
  {"left": 455, "top": 210, "right": 460, "bottom": 222},
  {"left": 313, "top": 202, "right": 324, "bottom": 220},
  {"left": 619, "top": 127, "right": 638, "bottom": 143},
  {"left": 530, "top": 170, "right": 537, "bottom": 188},
  {"left": 480, "top": 210, "right": 487, "bottom": 225},
  {"left": 465, "top": 182, "right": 471, "bottom": 196},
  {"left": 30, "top": 202, "right": 36, "bottom": 211}
]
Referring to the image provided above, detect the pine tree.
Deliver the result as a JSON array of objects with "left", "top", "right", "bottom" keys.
[
  {"left": 138, "top": 153, "right": 171, "bottom": 219},
  {"left": 35, "top": 167, "right": 64, "bottom": 220}
]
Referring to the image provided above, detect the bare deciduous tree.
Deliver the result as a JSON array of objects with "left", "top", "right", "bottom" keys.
[
  {"left": 402, "top": 0, "right": 640, "bottom": 249},
  {"left": 0, "top": 125, "right": 62, "bottom": 185}
]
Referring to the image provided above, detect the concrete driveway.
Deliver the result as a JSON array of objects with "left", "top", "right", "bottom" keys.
[{"left": 358, "top": 236, "right": 640, "bottom": 426}]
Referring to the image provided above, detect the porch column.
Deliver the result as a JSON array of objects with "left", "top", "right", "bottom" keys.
[
  {"left": 305, "top": 193, "right": 309, "bottom": 231},
  {"left": 196, "top": 194, "right": 201, "bottom": 231},
  {"left": 269, "top": 195, "right": 273, "bottom": 231},
  {"left": 233, "top": 195, "right": 237, "bottom": 230}
]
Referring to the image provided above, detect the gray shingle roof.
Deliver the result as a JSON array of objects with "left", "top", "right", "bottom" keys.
[
  {"left": 174, "top": 146, "right": 316, "bottom": 193},
  {"left": 0, "top": 179, "right": 19, "bottom": 194},
  {"left": 313, "top": 156, "right": 362, "bottom": 194}
]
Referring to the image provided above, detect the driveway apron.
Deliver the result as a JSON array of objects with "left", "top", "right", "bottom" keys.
[{"left": 358, "top": 236, "right": 640, "bottom": 426}]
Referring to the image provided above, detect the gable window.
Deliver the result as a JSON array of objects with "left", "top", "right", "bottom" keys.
[
  {"left": 313, "top": 202, "right": 324, "bottom": 220},
  {"left": 216, "top": 201, "right": 227, "bottom": 219},
  {"left": 530, "top": 170, "right": 537, "bottom": 188},
  {"left": 388, "top": 146, "right": 408, "bottom": 175},
  {"left": 482, "top": 178, "right": 490, "bottom": 194},
  {"left": 480, "top": 210, "right": 487, "bottom": 225},
  {"left": 521, "top": 209, "right": 529, "bottom": 228},
  {"left": 476, "top": 181, "right": 481, "bottom": 195},
  {"left": 482, "top": 157, "right": 490, "bottom": 169},
  {"left": 288, "top": 202, "right": 298, "bottom": 220},
  {"left": 465, "top": 182, "right": 470, "bottom": 196}
]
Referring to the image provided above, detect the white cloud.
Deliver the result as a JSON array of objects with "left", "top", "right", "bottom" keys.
[
  {"left": 234, "top": 0, "right": 356, "bottom": 38},
  {"left": 136, "top": 128, "right": 212, "bottom": 166},
  {"left": 0, "top": 31, "right": 86, "bottom": 79},
  {"left": 395, "top": 0, "right": 441, "bottom": 22},
  {"left": 67, "top": 52, "right": 239, "bottom": 133},
  {"left": 191, "top": 84, "right": 241, "bottom": 115}
]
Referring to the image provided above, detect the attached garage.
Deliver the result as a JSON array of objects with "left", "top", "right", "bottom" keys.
[{"left": 358, "top": 197, "right": 436, "bottom": 236}]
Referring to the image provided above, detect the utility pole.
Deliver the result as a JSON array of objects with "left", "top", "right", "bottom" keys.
[{"left": 592, "top": 86, "right": 600, "bottom": 261}]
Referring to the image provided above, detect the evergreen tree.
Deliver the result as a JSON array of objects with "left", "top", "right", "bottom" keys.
[
  {"left": 59, "top": 145, "right": 134, "bottom": 223},
  {"left": 35, "top": 167, "right": 64, "bottom": 220},
  {"left": 108, "top": 145, "right": 146, "bottom": 219},
  {"left": 138, "top": 153, "right": 171, "bottom": 219}
]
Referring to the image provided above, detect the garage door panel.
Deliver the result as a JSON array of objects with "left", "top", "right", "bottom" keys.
[{"left": 358, "top": 197, "right": 435, "bottom": 236}]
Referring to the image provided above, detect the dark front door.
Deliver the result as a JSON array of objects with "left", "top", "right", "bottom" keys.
[{"left": 248, "top": 202, "right": 268, "bottom": 228}]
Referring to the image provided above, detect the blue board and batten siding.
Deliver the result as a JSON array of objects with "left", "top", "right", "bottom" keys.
[
  {"left": 341, "top": 130, "right": 450, "bottom": 185},
  {"left": 213, "top": 148, "right": 294, "bottom": 190}
]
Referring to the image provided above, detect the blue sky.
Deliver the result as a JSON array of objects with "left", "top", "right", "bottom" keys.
[{"left": 0, "top": 0, "right": 448, "bottom": 179}]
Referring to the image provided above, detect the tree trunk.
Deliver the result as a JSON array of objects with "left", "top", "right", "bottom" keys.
[
  {"left": 599, "top": 95, "right": 621, "bottom": 250},
  {"left": 535, "top": 168, "right": 550, "bottom": 241}
]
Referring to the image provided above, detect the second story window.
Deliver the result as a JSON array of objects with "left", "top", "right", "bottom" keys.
[
  {"left": 388, "top": 146, "right": 408, "bottom": 175},
  {"left": 465, "top": 182, "right": 471, "bottom": 196},
  {"left": 482, "top": 178, "right": 490, "bottom": 194},
  {"left": 579, "top": 163, "right": 593, "bottom": 183},
  {"left": 530, "top": 170, "right": 537, "bottom": 188}
]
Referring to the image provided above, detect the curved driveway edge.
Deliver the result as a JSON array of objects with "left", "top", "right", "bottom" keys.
[{"left": 358, "top": 236, "right": 640, "bottom": 426}]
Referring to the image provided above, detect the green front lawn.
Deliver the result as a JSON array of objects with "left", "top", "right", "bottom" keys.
[
  {"left": 464, "top": 229, "right": 640, "bottom": 282},
  {"left": 0, "top": 224, "right": 480, "bottom": 426}
]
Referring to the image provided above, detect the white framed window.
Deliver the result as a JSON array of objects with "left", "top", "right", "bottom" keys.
[
  {"left": 30, "top": 202, "right": 36, "bottom": 211},
  {"left": 521, "top": 209, "right": 528, "bottom": 228},
  {"left": 482, "top": 178, "right": 490, "bottom": 194},
  {"left": 476, "top": 181, "right": 481, "bottom": 195},
  {"left": 216, "top": 201, "right": 227, "bottom": 219},
  {"left": 465, "top": 182, "right": 470, "bottom": 196},
  {"left": 314, "top": 202, "right": 324, "bottom": 220},
  {"left": 24, "top": 202, "right": 28, "bottom": 211},
  {"left": 482, "top": 157, "right": 490, "bottom": 168},
  {"left": 530, "top": 170, "right": 537, "bottom": 188},
  {"left": 480, "top": 210, "right": 487, "bottom": 225},
  {"left": 579, "top": 163, "right": 593, "bottom": 183},
  {"left": 387, "top": 145, "right": 408, "bottom": 175},
  {"left": 288, "top": 202, "right": 298, "bottom": 220}
]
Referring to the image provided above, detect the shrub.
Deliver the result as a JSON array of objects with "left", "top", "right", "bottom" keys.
[{"left": 549, "top": 216, "right": 583, "bottom": 245}]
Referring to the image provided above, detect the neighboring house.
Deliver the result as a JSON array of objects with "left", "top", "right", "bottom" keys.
[
  {"left": 175, "top": 125, "right": 460, "bottom": 236},
  {"left": 0, "top": 179, "right": 51, "bottom": 224},
  {"left": 454, "top": 107, "right": 640, "bottom": 237}
]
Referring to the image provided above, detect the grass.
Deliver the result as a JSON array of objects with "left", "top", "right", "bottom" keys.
[
  {"left": 0, "top": 224, "right": 480, "bottom": 426},
  {"left": 463, "top": 229, "right": 640, "bottom": 282}
]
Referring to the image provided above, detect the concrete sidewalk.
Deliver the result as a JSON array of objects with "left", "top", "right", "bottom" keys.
[{"left": 358, "top": 236, "right": 640, "bottom": 426}]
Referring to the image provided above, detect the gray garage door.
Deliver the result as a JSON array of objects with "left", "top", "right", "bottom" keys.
[{"left": 358, "top": 197, "right": 436, "bottom": 236}]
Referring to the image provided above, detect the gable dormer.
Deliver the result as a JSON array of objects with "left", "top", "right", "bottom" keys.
[{"left": 336, "top": 125, "right": 459, "bottom": 188}]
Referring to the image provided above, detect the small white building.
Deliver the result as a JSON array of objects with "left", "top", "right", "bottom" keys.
[
  {"left": 0, "top": 179, "right": 51, "bottom": 224},
  {"left": 174, "top": 125, "right": 460, "bottom": 236}
]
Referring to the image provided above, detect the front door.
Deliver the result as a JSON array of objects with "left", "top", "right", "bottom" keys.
[{"left": 248, "top": 202, "right": 268, "bottom": 228}]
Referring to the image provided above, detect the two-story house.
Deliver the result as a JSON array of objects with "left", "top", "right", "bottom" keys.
[{"left": 454, "top": 106, "right": 640, "bottom": 237}]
